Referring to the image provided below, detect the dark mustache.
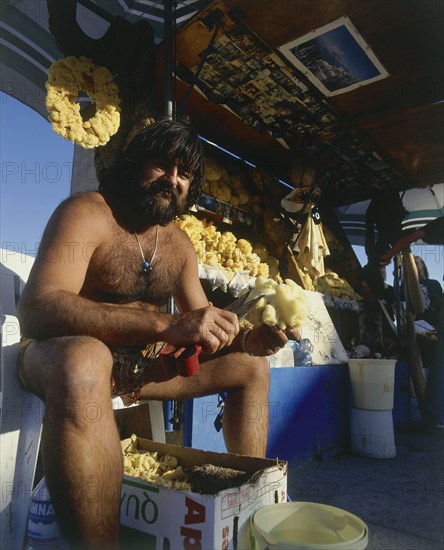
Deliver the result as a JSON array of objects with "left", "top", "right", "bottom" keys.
[{"left": 144, "top": 178, "right": 179, "bottom": 199}]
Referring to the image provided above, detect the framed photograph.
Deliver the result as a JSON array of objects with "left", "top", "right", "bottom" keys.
[{"left": 278, "top": 16, "right": 389, "bottom": 96}]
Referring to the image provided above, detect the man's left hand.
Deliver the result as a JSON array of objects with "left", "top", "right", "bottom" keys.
[{"left": 246, "top": 325, "right": 301, "bottom": 356}]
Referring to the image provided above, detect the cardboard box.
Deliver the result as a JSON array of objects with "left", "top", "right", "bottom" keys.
[{"left": 120, "top": 437, "right": 287, "bottom": 550}]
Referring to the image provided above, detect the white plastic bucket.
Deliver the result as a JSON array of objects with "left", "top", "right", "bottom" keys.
[
  {"left": 351, "top": 408, "right": 396, "bottom": 458},
  {"left": 348, "top": 359, "right": 396, "bottom": 410},
  {"left": 249, "top": 502, "right": 368, "bottom": 549}
]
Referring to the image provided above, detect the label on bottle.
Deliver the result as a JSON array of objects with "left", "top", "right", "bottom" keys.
[{"left": 27, "top": 478, "right": 66, "bottom": 546}]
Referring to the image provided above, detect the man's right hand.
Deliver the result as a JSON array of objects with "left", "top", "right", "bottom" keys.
[{"left": 164, "top": 306, "right": 240, "bottom": 353}]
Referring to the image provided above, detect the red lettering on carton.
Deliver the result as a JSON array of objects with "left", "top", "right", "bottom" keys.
[
  {"left": 222, "top": 525, "right": 229, "bottom": 550},
  {"left": 180, "top": 526, "right": 202, "bottom": 549},
  {"left": 184, "top": 496, "right": 206, "bottom": 524},
  {"left": 181, "top": 497, "right": 206, "bottom": 549}
]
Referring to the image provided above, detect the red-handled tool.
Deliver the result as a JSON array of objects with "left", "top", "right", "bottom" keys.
[
  {"left": 160, "top": 293, "right": 264, "bottom": 376},
  {"left": 160, "top": 343, "right": 203, "bottom": 376}
]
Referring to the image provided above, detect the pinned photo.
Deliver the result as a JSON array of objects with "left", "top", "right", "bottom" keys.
[{"left": 279, "top": 16, "right": 389, "bottom": 96}]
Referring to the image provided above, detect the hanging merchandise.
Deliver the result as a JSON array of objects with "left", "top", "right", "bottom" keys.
[
  {"left": 292, "top": 217, "right": 330, "bottom": 282},
  {"left": 281, "top": 183, "right": 322, "bottom": 215},
  {"left": 45, "top": 0, "right": 158, "bottom": 186},
  {"left": 45, "top": 56, "right": 121, "bottom": 149}
]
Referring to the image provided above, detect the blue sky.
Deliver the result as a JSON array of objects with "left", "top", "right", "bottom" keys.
[
  {"left": 1, "top": 93, "right": 72, "bottom": 255},
  {"left": 1, "top": 93, "right": 442, "bottom": 286}
]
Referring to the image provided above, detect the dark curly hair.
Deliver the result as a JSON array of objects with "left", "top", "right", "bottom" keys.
[{"left": 98, "top": 117, "right": 205, "bottom": 210}]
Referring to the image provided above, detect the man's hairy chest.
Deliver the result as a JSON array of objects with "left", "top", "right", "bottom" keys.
[{"left": 81, "top": 228, "right": 185, "bottom": 305}]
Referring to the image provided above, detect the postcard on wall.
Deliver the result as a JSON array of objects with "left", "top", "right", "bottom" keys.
[{"left": 278, "top": 16, "right": 389, "bottom": 97}]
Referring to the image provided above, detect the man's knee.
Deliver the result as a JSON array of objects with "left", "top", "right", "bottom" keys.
[
  {"left": 236, "top": 353, "right": 270, "bottom": 388},
  {"left": 54, "top": 336, "right": 113, "bottom": 391},
  {"left": 24, "top": 336, "right": 113, "bottom": 400}
]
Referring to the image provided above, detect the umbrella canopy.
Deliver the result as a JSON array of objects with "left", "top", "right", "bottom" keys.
[{"left": 335, "top": 184, "right": 444, "bottom": 246}]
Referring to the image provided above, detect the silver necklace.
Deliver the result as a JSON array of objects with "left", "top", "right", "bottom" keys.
[{"left": 134, "top": 225, "right": 159, "bottom": 274}]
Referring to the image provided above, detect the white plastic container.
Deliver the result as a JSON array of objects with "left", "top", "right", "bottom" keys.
[
  {"left": 351, "top": 408, "right": 396, "bottom": 458},
  {"left": 248, "top": 502, "right": 368, "bottom": 549},
  {"left": 26, "top": 477, "right": 68, "bottom": 549},
  {"left": 348, "top": 359, "right": 396, "bottom": 411}
]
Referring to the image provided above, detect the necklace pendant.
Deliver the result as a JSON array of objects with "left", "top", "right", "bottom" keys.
[
  {"left": 135, "top": 226, "right": 159, "bottom": 276},
  {"left": 142, "top": 261, "right": 152, "bottom": 274}
]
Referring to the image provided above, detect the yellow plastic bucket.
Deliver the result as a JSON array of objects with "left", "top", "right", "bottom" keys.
[{"left": 249, "top": 502, "right": 368, "bottom": 549}]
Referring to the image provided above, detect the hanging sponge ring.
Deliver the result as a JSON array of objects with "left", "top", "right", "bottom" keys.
[{"left": 45, "top": 56, "right": 121, "bottom": 149}]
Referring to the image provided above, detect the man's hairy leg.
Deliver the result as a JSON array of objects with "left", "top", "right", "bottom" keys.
[
  {"left": 140, "top": 352, "right": 270, "bottom": 457},
  {"left": 221, "top": 362, "right": 270, "bottom": 457},
  {"left": 21, "top": 336, "right": 121, "bottom": 549}
]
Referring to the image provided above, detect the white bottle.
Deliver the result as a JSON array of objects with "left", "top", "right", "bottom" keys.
[{"left": 26, "top": 477, "right": 69, "bottom": 549}]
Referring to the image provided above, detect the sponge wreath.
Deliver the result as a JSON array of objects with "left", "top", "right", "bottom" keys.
[{"left": 45, "top": 56, "right": 121, "bottom": 149}]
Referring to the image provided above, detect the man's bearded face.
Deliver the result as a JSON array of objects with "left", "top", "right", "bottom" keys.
[{"left": 129, "top": 169, "right": 189, "bottom": 225}]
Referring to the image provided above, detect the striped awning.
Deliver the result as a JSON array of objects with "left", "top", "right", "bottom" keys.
[
  {"left": 335, "top": 184, "right": 444, "bottom": 246},
  {"left": 0, "top": 0, "right": 210, "bottom": 119}
]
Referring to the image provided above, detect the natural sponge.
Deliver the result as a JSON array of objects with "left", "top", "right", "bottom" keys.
[{"left": 246, "top": 276, "right": 308, "bottom": 330}]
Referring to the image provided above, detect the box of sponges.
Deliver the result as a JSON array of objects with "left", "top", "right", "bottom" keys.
[{"left": 120, "top": 435, "right": 287, "bottom": 550}]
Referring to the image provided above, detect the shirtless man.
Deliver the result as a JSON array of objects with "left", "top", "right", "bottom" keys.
[{"left": 18, "top": 118, "right": 298, "bottom": 549}]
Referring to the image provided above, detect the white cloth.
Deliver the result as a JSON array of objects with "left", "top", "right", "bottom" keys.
[{"left": 296, "top": 218, "right": 330, "bottom": 279}]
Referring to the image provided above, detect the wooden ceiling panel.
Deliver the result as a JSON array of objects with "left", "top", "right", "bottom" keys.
[
  {"left": 159, "top": 0, "right": 443, "bottom": 204},
  {"left": 360, "top": 103, "right": 444, "bottom": 187}
]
